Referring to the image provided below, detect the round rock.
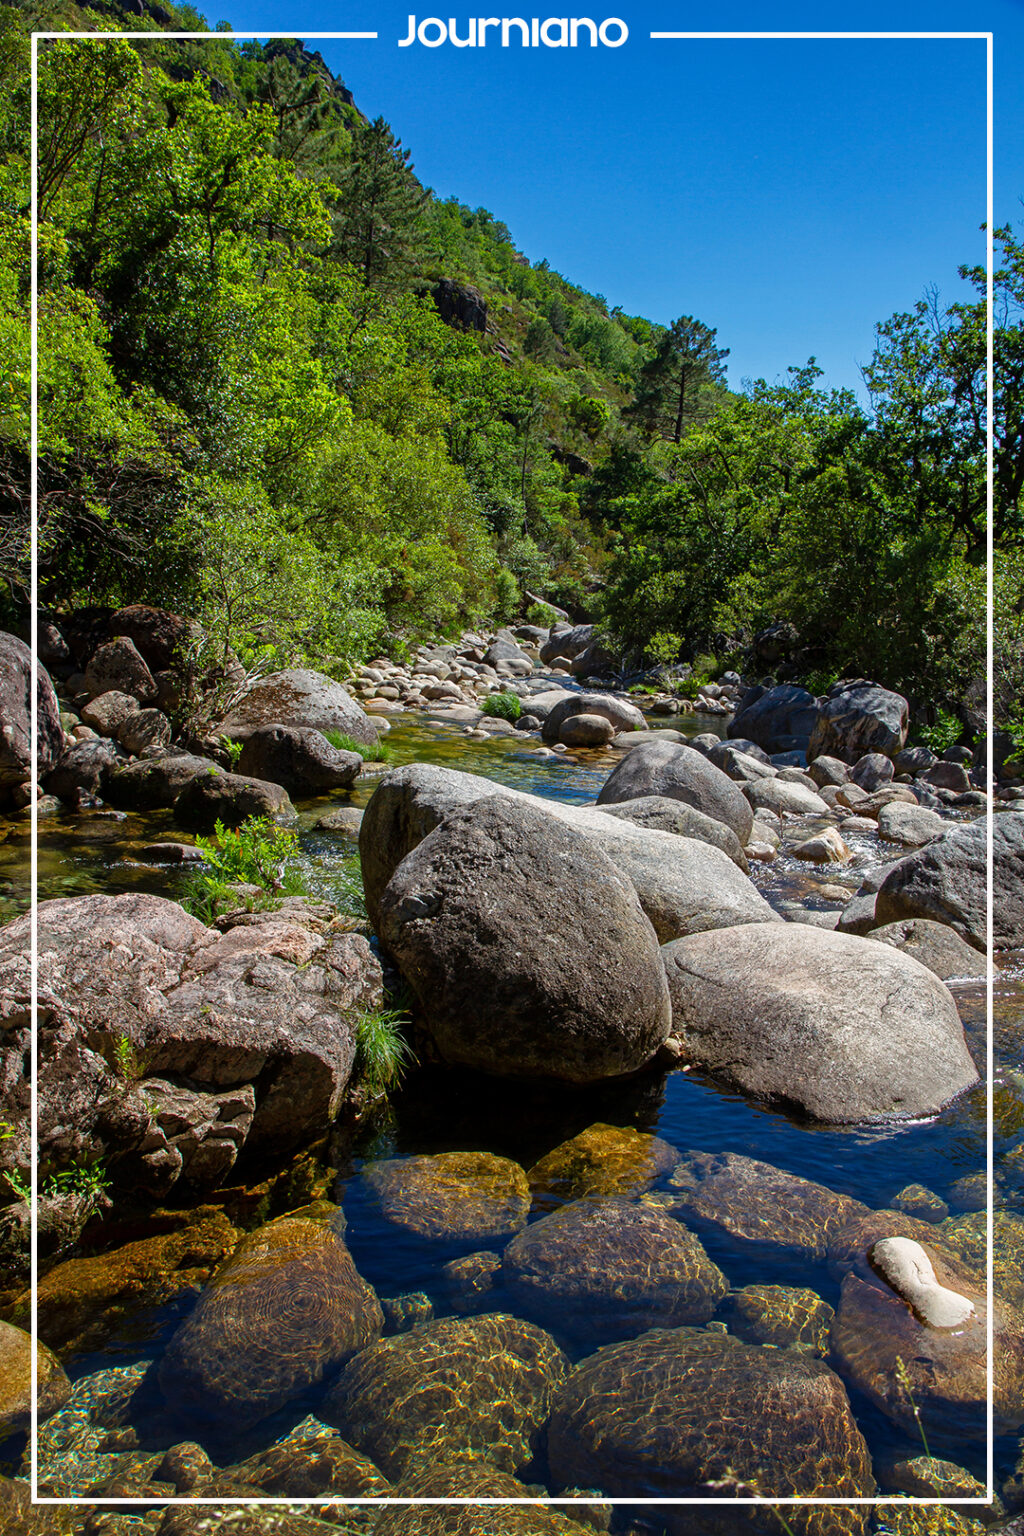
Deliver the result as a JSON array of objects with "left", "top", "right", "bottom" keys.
[
  {"left": 527, "top": 1122, "right": 679, "bottom": 1205},
  {"left": 661, "top": 923, "right": 979, "bottom": 1123},
  {"left": 596, "top": 737, "right": 754, "bottom": 845},
  {"left": 158, "top": 1210, "right": 383, "bottom": 1432},
  {"left": 378, "top": 795, "right": 671, "bottom": 1083},
  {"left": 361, "top": 1152, "right": 530, "bottom": 1243}
]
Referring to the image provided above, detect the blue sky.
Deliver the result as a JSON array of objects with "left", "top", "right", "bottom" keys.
[{"left": 198, "top": 1, "right": 1016, "bottom": 397}]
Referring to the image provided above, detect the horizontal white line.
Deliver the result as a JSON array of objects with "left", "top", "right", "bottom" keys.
[
  {"left": 33, "top": 30, "right": 379, "bottom": 38},
  {"left": 650, "top": 29, "right": 990, "bottom": 38}
]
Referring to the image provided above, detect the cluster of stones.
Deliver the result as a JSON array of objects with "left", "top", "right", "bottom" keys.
[{"left": 6, "top": 1127, "right": 1018, "bottom": 1535}]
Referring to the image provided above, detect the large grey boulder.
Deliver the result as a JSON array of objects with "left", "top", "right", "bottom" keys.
[
  {"left": 108, "top": 604, "right": 199, "bottom": 672},
  {"left": 539, "top": 624, "right": 595, "bottom": 664},
  {"left": 596, "top": 737, "right": 754, "bottom": 845},
  {"left": 44, "top": 738, "right": 124, "bottom": 803},
  {"left": 868, "top": 919, "right": 986, "bottom": 981},
  {"left": 808, "top": 679, "right": 909, "bottom": 763},
  {"left": 661, "top": 922, "right": 979, "bottom": 1123},
  {"left": 219, "top": 669, "right": 379, "bottom": 747},
  {"left": 379, "top": 796, "right": 671, "bottom": 1083},
  {"left": 0, "top": 894, "right": 383, "bottom": 1199},
  {"left": 104, "top": 750, "right": 221, "bottom": 811},
  {"left": 728, "top": 683, "right": 819, "bottom": 755},
  {"left": 875, "top": 816, "right": 1023, "bottom": 951},
  {"left": 541, "top": 691, "right": 646, "bottom": 742},
  {"left": 174, "top": 769, "right": 296, "bottom": 832},
  {"left": 876, "top": 800, "right": 946, "bottom": 848},
  {"left": 359, "top": 764, "right": 778, "bottom": 944},
  {"left": 236, "top": 725, "right": 361, "bottom": 796},
  {"left": 597, "top": 795, "right": 749, "bottom": 871},
  {"left": 0, "top": 634, "right": 63, "bottom": 791}
]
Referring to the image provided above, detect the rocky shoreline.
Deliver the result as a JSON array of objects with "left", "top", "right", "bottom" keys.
[{"left": 0, "top": 607, "right": 1021, "bottom": 1534}]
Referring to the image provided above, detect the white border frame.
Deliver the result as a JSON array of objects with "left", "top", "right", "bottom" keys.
[{"left": 28, "top": 24, "right": 996, "bottom": 1512}]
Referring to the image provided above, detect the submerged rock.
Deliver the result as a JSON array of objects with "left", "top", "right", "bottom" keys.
[
  {"left": 596, "top": 737, "right": 754, "bottom": 845},
  {"left": 662, "top": 1151, "right": 870, "bottom": 1263},
  {"left": 0, "top": 1321, "right": 70, "bottom": 1438},
  {"left": 546, "top": 1328, "right": 875, "bottom": 1534},
  {"left": 159, "top": 1209, "right": 383, "bottom": 1433},
  {"left": 724, "top": 1284, "right": 834, "bottom": 1355},
  {"left": 324, "top": 1312, "right": 568, "bottom": 1478},
  {"left": 361, "top": 1152, "right": 531, "bottom": 1243},
  {"left": 372, "top": 1462, "right": 583, "bottom": 1534},
  {"left": 379, "top": 795, "right": 671, "bottom": 1083},
  {"left": 527, "top": 1121, "right": 678, "bottom": 1205},
  {"left": 502, "top": 1197, "right": 727, "bottom": 1342},
  {"left": 661, "top": 922, "right": 978, "bottom": 1123}
]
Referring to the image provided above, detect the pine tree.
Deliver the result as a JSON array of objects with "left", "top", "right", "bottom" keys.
[
  {"left": 331, "top": 116, "right": 427, "bottom": 289},
  {"left": 628, "top": 315, "right": 729, "bottom": 442}
]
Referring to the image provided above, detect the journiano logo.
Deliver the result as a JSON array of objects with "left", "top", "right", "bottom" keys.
[{"left": 398, "top": 15, "right": 629, "bottom": 46}]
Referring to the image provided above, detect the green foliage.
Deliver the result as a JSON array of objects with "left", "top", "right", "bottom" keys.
[
  {"left": 480, "top": 690, "right": 522, "bottom": 721},
  {"left": 353, "top": 1007, "right": 416, "bottom": 1098},
  {"left": 646, "top": 630, "right": 682, "bottom": 666},
  {"left": 323, "top": 728, "right": 390, "bottom": 762},
  {"left": 184, "top": 815, "right": 302, "bottom": 920},
  {"left": 916, "top": 708, "right": 963, "bottom": 753},
  {"left": 220, "top": 735, "right": 244, "bottom": 767}
]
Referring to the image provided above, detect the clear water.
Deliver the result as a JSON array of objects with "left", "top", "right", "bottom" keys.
[{"left": 27, "top": 707, "right": 1018, "bottom": 1508}]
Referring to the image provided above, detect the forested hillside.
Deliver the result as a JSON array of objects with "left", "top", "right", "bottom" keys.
[{"left": 1, "top": 0, "right": 1020, "bottom": 738}]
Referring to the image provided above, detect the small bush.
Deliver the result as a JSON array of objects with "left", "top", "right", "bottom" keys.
[
  {"left": 219, "top": 735, "right": 244, "bottom": 767},
  {"left": 481, "top": 691, "right": 522, "bottom": 722},
  {"left": 646, "top": 630, "right": 682, "bottom": 667},
  {"left": 526, "top": 601, "right": 559, "bottom": 627},
  {"left": 323, "top": 729, "right": 390, "bottom": 763},
  {"left": 183, "top": 816, "right": 302, "bottom": 921},
  {"left": 354, "top": 1007, "right": 416, "bottom": 1098}
]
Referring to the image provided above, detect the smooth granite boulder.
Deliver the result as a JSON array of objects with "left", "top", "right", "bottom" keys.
[{"left": 596, "top": 737, "right": 754, "bottom": 845}]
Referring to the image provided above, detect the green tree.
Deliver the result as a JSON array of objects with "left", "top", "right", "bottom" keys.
[
  {"left": 627, "top": 315, "right": 729, "bottom": 442},
  {"left": 331, "top": 116, "right": 427, "bottom": 289}
]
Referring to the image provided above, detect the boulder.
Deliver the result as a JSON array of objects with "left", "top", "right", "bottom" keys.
[
  {"left": 526, "top": 1122, "right": 678, "bottom": 1205},
  {"left": 570, "top": 638, "right": 618, "bottom": 678},
  {"left": 236, "top": 725, "right": 361, "bottom": 795},
  {"left": 108, "top": 604, "right": 199, "bottom": 672},
  {"left": 707, "top": 741, "right": 777, "bottom": 783},
  {"left": 850, "top": 752, "right": 895, "bottom": 791},
  {"left": 324, "top": 1313, "right": 568, "bottom": 1478},
  {"left": 80, "top": 689, "right": 141, "bottom": 737},
  {"left": 502, "top": 1197, "right": 727, "bottom": 1342},
  {"left": 724, "top": 1284, "right": 834, "bottom": 1354},
  {"left": 557, "top": 712, "right": 615, "bottom": 747},
  {"left": 371, "top": 1463, "right": 582, "bottom": 1536},
  {"left": 219, "top": 669, "right": 379, "bottom": 747},
  {"left": 360, "top": 1152, "right": 530, "bottom": 1243},
  {"left": 869, "top": 919, "right": 985, "bottom": 981},
  {"left": 541, "top": 691, "right": 646, "bottom": 742},
  {"left": 596, "top": 795, "right": 749, "bottom": 871},
  {"left": 831, "top": 1238, "right": 1024, "bottom": 1442},
  {"left": 808, "top": 679, "right": 909, "bottom": 763},
  {"left": 360, "top": 764, "right": 777, "bottom": 947},
  {"left": 0, "top": 634, "right": 63, "bottom": 789},
  {"left": 791, "top": 827, "right": 850, "bottom": 863},
  {"left": 875, "top": 816, "right": 1024, "bottom": 950},
  {"left": 743, "top": 777, "right": 830, "bottom": 818},
  {"left": 514, "top": 688, "right": 574, "bottom": 725},
  {"left": 539, "top": 624, "right": 595, "bottom": 663},
  {"left": 546, "top": 1329, "right": 875, "bottom": 1531},
  {"left": 378, "top": 795, "right": 671, "bottom": 1082},
  {"left": 876, "top": 801, "right": 946, "bottom": 848},
  {"left": 44, "top": 738, "right": 123, "bottom": 803},
  {"left": 115, "top": 707, "right": 172, "bottom": 756},
  {"left": 484, "top": 634, "right": 531, "bottom": 668},
  {"left": 104, "top": 750, "right": 221, "bottom": 810},
  {"left": 807, "top": 755, "right": 851, "bottom": 788},
  {"left": 596, "top": 738, "right": 754, "bottom": 845},
  {"left": 173, "top": 769, "right": 296, "bottom": 832},
  {"left": 921, "top": 760, "right": 972, "bottom": 793},
  {"left": 661, "top": 923, "right": 978, "bottom": 1123},
  {"left": 662, "top": 1151, "right": 870, "bottom": 1263},
  {"left": 2, "top": 895, "right": 383, "bottom": 1189},
  {"left": 728, "top": 682, "right": 819, "bottom": 755},
  {"left": 83, "top": 635, "right": 157, "bottom": 703},
  {"left": 159, "top": 1209, "right": 383, "bottom": 1432}
]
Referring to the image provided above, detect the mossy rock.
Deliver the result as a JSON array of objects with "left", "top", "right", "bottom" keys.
[
  {"left": 526, "top": 1121, "right": 678, "bottom": 1206},
  {"left": 883, "top": 1454, "right": 989, "bottom": 1503},
  {"left": 0, "top": 1477, "right": 77, "bottom": 1535},
  {"left": 361, "top": 1152, "right": 530, "bottom": 1243},
  {"left": 0, "top": 1322, "right": 70, "bottom": 1438},
  {"left": 892, "top": 1185, "right": 949, "bottom": 1223},
  {"left": 19, "top": 1210, "right": 239, "bottom": 1356},
  {"left": 325, "top": 1313, "right": 568, "bottom": 1479},
  {"left": 440, "top": 1250, "right": 502, "bottom": 1314},
  {"left": 546, "top": 1327, "right": 874, "bottom": 1536},
  {"left": 503, "top": 1197, "right": 727, "bottom": 1343},
  {"left": 878, "top": 1506, "right": 987, "bottom": 1536},
  {"left": 371, "top": 1461, "right": 583, "bottom": 1534},
  {"left": 724, "top": 1284, "right": 834, "bottom": 1354},
  {"left": 942, "top": 1210, "right": 1024, "bottom": 1309},
  {"left": 159, "top": 1209, "right": 383, "bottom": 1434},
  {"left": 158, "top": 1508, "right": 355, "bottom": 1536}
]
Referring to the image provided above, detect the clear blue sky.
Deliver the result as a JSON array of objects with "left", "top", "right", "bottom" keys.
[{"left": 202, "top": 0, "right": 1016, "bottom": 398}]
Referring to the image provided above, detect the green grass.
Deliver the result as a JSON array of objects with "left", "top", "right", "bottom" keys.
[
  {"left": 324, "top": 729, "right": 391, "bottom": 762},
  {"left": 480, "top": 691, "right": 522, "bottom": 722},
  {"left": 354, "top": 1007, "right": 417, "bottom": 1098}
]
